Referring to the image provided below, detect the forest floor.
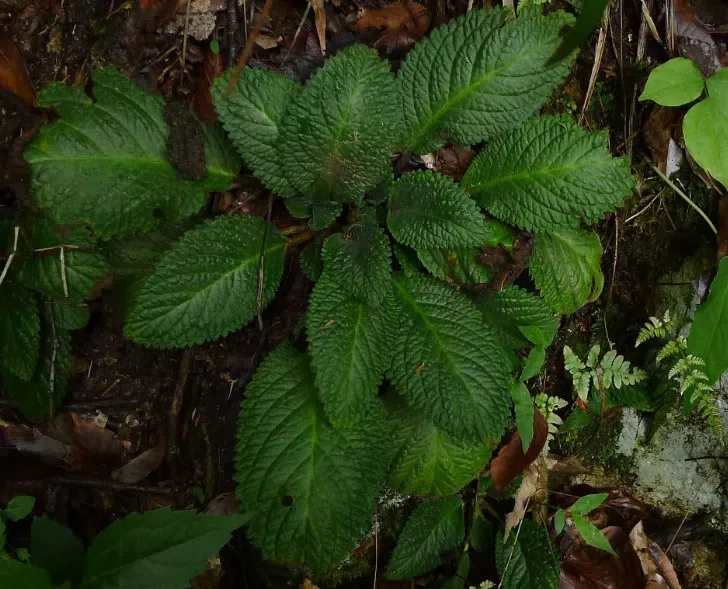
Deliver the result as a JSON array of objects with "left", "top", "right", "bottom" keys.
[{"left": 1, "top": 0, "right": 728, "bottom": 587}]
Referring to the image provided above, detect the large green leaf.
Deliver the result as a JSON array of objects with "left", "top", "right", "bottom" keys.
[
  {"left": 529, "top": 228, "right": 604, "bottom": 313},
  {"left": 235, "top": 345, "right": 389, "bottom": 570},
  {"left": 474, "top": 285, "right": 561, "bottom": 350},
  {"left": 25, "top": 67, "right": 239, "bottom": 238},
  {"left": 307, "top": 273, "right": 395, "bottom": 426},
  {"left": 387, "top": 495, "right": 465, "bottom": 580},
  {"left": 388, "top": 171, "right": 489, "bottom": 249},
  {"left": 125, "top": 215, "right": 286, "bottom": 348},
  {"left": 495, "top": 519, "right": 559, "bottom": 589},
  {"left": 398, "top": 7, "right": 574, "bottom": 154},
  {"left": 31, "top": 517, "right": 85, "bottom": 586},
  {"left": 688, "top": 257, "right": 728, "bottom": 383},
  {"left": 81, "top": 509, "right": 246, "bottom": 589},
  {"left": 389, "top": 274, "right": 512, "bottom": 443},
  {"left": 462, "top": 116, "right": 634, "bottom": 231},
  {"left": 0, "top": 560, "right": 53, "bottom": 589},
  {"left": 639, "top": 58, "right": 704, "bottom": 106},
  {"left": 384, "top": 393, "right": 494, "bottom": 496},
  {"left": 0, "top": 284, "right": 40, "bottom": 380},
  {"left": 321, "top": 224, "right": 392, "bottom": 305},
  {"left": 19, "top": 216, "right": 108, "bottom": 302},
  {"left": 278, "top": 44, "right": 400, "bottom": 203},
  {"left": 212, "top": 68, "right": 300, "bottom": 196}
]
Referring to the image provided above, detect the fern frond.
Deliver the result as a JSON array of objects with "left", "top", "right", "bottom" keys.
[
  {"left": 668, "top": 355, "right": 706, "bottom": 381},
  {"left": 563, "top": 345, "right": 586, "bottom": 375},
  {"left": 655, "top": 336, "right": 687, "bottom": 364},
  {"left": 599, "top": 349, "right": 648, "bottom": 389},
  {"left": 694, "top": 395, "right": 725, "bottom": 441},
  {"left": 635, "top": 310, "right": 674, "bottom": 346}
]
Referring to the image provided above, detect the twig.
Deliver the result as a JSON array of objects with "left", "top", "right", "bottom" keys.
[
  {"left": 47, "top": 304, "right": 59, "bottom": 418},
  {"left": 373, "top": 512, "right": 379, "bottom": 589},
  {"left": 607, "top": 214, "right": 620, "bottom": 306},
  {"left": 626, "top": 193, "right": 661, "bottom": 223},
  {"left": 282, "top": 1, "right": 312, "bottom": 66},
  {"left": 257, "top": 194, "right": 274, "bottom": 331},
  {"left": 224, "top": 0, "right": 275, "bottom": 98},
  {"left": 60, "top": 246, "right": 69, "bottom": 298},
  {"left": 65, "top": 397, "right": 144, "bottom": 411},
  {"left": 167, "top": 349, "right": 193, "bottom": 478},
  {"left": 181, "top": 0, "right": 192, "bottom": 69},
  {"left": 497, "top": 496, "right": 531, "bottom": 589},
  {"left": 651, "top": 165, "right": 718, "bottom": 234},
  {"left": 227, "top": 0, "right": 239, "bottom": 68},
  {"left": 43, "top": 476, "right": 175, "bottom": 494},
  {"left": 580, "top": 11, "right": 608, "bottom": 123},
  {"left": 0, "top": 226, "right": 19, "bottom": 287}
]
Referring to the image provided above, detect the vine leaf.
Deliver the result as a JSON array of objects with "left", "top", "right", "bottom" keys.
[
  {"left": 387, "top": 495, "right": 465, "bottom": 580},
  {"left": 236, "top": 345, "right": 389, "bottom": 570},
  {"left": 31, "top": 517, "right": 85, "bottom": 586},
  {"left": 398, "top": 8, "right": 575, "bottom": 154},
  {"left": 638, "top": 57, "right": 704, "bottom": 106},
  {"left": 529, "top": 228, "right": 604, "bottom": 314},
  {"left": 496, "top": 518, "right": 559, "bottom": 589},
  {"left": 462, "top": 116, "right": 634, "bottom": 231},
  {"left": 25, "top": 67, "right": 239, "bottom": 238},
  {"left": 125, "top": 215, "right": 286, "bottom": 349}
]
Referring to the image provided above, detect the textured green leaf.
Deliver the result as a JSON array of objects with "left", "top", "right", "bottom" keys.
[
  {"left": 394, "top": 244, "right": 425, "bottom": 277},
  {"left": 278, "top": 44, "right": 400, "bottom": 203},
  {"left": 387, "top": 495, "right": 465, "bottom": 580},
  {"left": 511, "top": 382, "right": 534, "bottom": 452},
  {"left": 212, "top": 68, "right": 300, "bottom": 195},
  {"left": 529, "top": 228, "right": 603, "bottom": 313},
  {"left": 384, "top": 393, "right": 494, "bottom": 496},
  {"left": 0, "top": 284, "right": 40, "bottom": 380},
  {"left": 125, "top": 215, "right": 286, "bottom": 348},
  {"left": 0, "top": 518, "right": 5, "bottom": 550},
  {"left": 462, "top": 116, "right": 635, "bottom": 231},
  {"left": 31, "top": 517, "right": 85, "bottom": 585},
  {"left": 1, "top": 310, "right": 70, "bottom": 421},
  {"left": 572, "top": 514, "right": 616, "bottom": 555},
  {"left": 474, "top": 285, "right": 560, "bottom": 350},
  {"left": 470, "top": 511, "right": 496, "bottom": 553},
  {"left": 19, "top": 216, "right": 108, "bottom": 302},
  {"left": 25, "top": 67, "right": 239, "bottom": 238},
  {"left": 521, "top": 346, "right": 545, "bottom": 381},
  {"left": 570, "top": 493, "right": 608, "bottom": 515},
  {"left": 388, "top": 171, "right": 489, "bottom": 250},
  {"left": 3, "top": 495, "right": 36, "bottom": 521},
  {"left": 236, "top": 345, "right": 389, "bottom": 570},
  {"left": 389, "top": 274, "right": 512, "bottom": 443},
  {"left": 554, "top": 509, "right": 566, "bottom": 534},
  {"left": 307, "top": 273, "right": 395, "bottom": 426},
  {"left": 321, "top": 224, "right": 391, "bottom": 304},
  {"left": 0, "top": 560, "right": 53, "bottom": 589},
  {"left": 52, "top": 303, "right": 90, "bottom": 331},
  {"left": 81, "top": 509, "right": 246, "bottom": 589},
  {"left": 496, "top": 519, "right": 559, "bottom": 589},
  {"left": 683, "top": 92, "right": 728, "bottom": 187},
  {"left": 299, "top": 239, "right": 323, "bottom": 282},
  {"left": 519, "top": 325, "right": 546, "bottom": 346},
  {"left": 688, "top": 257, "right": 728, "bottom": 383},
  {"left": 639, "top": 58, "right": 704, "bottom": 106},
  {"left": 399, "top": 7, "right": 574, "bottom": 154}
]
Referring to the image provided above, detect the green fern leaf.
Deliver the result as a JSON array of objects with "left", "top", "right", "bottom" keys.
[
  {"left": 18, "top": 216, "right": 108, "bottom": 302},
  {"left": 398, "top": 8, "right": 574, "bottom": 154},
  {"left": 321, "top": 224, "right": 391, "bottom": 304},
  {"left": 530, "top": 228, "right": 604, "bottom": 313},
  {"left": 125, "top": 215, "right": 286, "bottom": 348},
  {"left": 25, "top": 67, "right": 239, "bottom": 238},
  {"left": 599, "top": 350, "right": 647, "bottom": 389},
  {"left": 307, "top": 272, "right": 395, "bottom": 425},
  {"left": 495, "top": 519, "right": 559, "bottom": 589},
  {"left": 387, "top": 495, "right": 465, "bottom": 580},
  {"left": 384, "top": 393, "right": 494, "bottom": 496},
  {"left": 389, "top": 274, "right": 511, "bottom": 443},
  {"left": 236, "top": 345, "right": 388, "bottom": 570},
  {"left": 636, "top": 311, "right": 674, "bottom": 346},
  {"left": 462, "top": 116, "right": 634, "bottom": 231},
  {"left": 278, "top": 44, "right": 400, "bottom": 203},
  {"left": 0, "top": 284, "right": 40, "bottom": 380},
  {"left": 473, "top": 286, "right": 561, "bottom": 350},
  {"left": 388, "top": 171, "right": 489, "bottom": 249},
  {"left": 656, "top": 337, "right": 686, "bottom": 363},
  {"left": 212, "top": 68, "right": 300, "bottom": 196}
]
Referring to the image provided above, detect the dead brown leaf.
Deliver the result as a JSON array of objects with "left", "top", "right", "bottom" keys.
[
  {"left": 642, "top": 107, "right": 682, "bottom": 175},
  {"left": 111, "top": 439, "right": 166, "bottom": 484},
  {"left": 0, "top": 36, "right": 35, "bottom": 106},
  {"left": 312, "top": 0, "right": 327, "bottom": 56},
  {"left": 504, "top": 462, "right": 539, "bottom": 540},
  {"left": 192, "top": 49, "right": 224, "bottom": 124},
  {"left": 672, "top": 0, "right": 728, "bottom": 76},
  {"left": 489, "top": 409, "right": 547, "bottom": 491},
  {"left": 70, "top": 413, "right": 127, "bottom": 471},
  {"left": 353, "top": 2, "right": 429, "bottom": 50}
]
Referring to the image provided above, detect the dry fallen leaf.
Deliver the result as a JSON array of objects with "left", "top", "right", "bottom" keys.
[
  {"left": 504, "top": 462, "right": 540, "bottom": 540},
  {"left": 489, "top": 409, "right": 547, "bottom": 490},
  {"left": 70, "top": 412, "right": 127, "bottom": 471},
  {"left": 192, "top": 49, "right": 224, "bottom": 124},
  {"left": 111, "top": 439, "right": 166, "bottom": 484},
  {"left": 0, "top": 36, "right": 35, "bottom": 106},
  {"left": 353, "top": 2, "right": 429, "bottom": 50},
  {"left": 312, "top": 0, "right": 327, "bottom": 56}
]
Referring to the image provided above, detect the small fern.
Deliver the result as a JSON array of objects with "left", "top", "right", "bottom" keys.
[
  {"left": 635, "top": 310, "right": 674, "bottom": 346},
  {"left": 655, "top": 336, "right": 687, "bottom": 364},
  {"left": 563, "top": 344, "right": 647, "bottom": 402}
]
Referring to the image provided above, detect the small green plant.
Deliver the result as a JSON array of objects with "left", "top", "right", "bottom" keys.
[
  {"left": 535, "top": 392, "right": 569, "bottom": 452},
  {"left": 0, "top": 504, "right": 246, "bottom": 588},
  {"left": 553, "top": 493, "right": 616, "bottom": 555},
  {"left": 1, "top": 496, "right": 35, "bottom": 557}
]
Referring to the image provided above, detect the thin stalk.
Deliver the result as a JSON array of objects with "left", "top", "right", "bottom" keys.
[{"left": 651, "top": 165, "right": 718, "bottom": 234}]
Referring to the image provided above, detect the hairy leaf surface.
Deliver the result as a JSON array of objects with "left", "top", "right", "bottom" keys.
[
  {"left": 81, "top": 509, "right": 247, "bottom": 589},
  {"left": 322, "top": 224, "right": 391, "bottom": 304},
  {"left": 212, "top": 68, "right": 300, "bottom": 195},
  {"left": 529, "top": 229, "right": 603, "bottom": 313},
  {"left": 307, "top": 273, "right": 395, "bottom": 425},
  {"left": 31, "top": 517, "right": 85, "bottom": 585},
  {"left": 388, "top": 171, "right": 489, "bottom": 249},
  {"left": 398, "top": 8, "right": 574, "bottom": 154},
  {"left": 278, "top": 45, "right": 400, "bottom": 202},
  {"left": 385, "top": 394, "right": 494, "bottom": 496},
  {"left": 0, "top": 284, "right": 39, "bottom": 380},
  {"left": 0, "top": 560, "right": 53, "bottom": 589},
  {"left": 462, "top": 116, "right": 634, "bottom": 230},
  {"left": 125, "top": 215, "right": 286, "bottom": 348},
  {"left": 236, "top": 345, "right": 389, "bottom": 570},
  {"left": 387, "top": 495, "right": 465, "bottom": 580},
  {"left": 389, "top": 274, "right": 511, "bottom": 443},
  {"left": 496, "top": 519, "right": 558, "bottom": 589},
  {"left": 25, "top": 67, "right": 239, "bottom": 237}
]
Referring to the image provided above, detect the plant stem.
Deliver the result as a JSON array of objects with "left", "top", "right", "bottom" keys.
[{"left": 651, "top": 165, "right": 718, "bottom": 235}]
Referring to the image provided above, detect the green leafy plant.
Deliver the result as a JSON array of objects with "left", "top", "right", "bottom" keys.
[
  {"left": 0, "top": 507, "right": 246, "bottom": 589},
  {"left": 553, "top": 493, "right": 616, "bottom": 555}
]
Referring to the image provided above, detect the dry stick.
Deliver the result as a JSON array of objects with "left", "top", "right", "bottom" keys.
[
  {"left": 580, "top": 10, "right": 608, "bottom": 124},
  {"left": 282, "top": 0, "right": 312, "bottom": 67},
  {"left": 44, "top": 476, "right": 175, "bottom": 494},
  {"left": 181, "top": 0, "right": 193, "bottom": 69},
  {"left": 0, "top": 226, "right": 19, "bottom": 287},
  {"left": 167, "top": 348, "right": 193, "bottom": 479},
  {"left": 497, "top": 496, "right": 531, "bottom": 589},
  {"left": 256, "top": 194, "right": 274, "bottom": 331},
  {"left": 224, "top": 0, "right": 275, "bottom": 98},
  {"left": 373, "top": 512, "right": 379, "bottom": 589},
  {"left": 227, "top": 0, "right": 240, "bottom": 68},
  {"left": 47, "top": 304, "right": 59, "bottom": 419},
  {"left": 652, "top": 165, "right": 718, "bottom": 234},
  {"left": 60, "top": 246, "right": 69, "bottom": 298}
]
